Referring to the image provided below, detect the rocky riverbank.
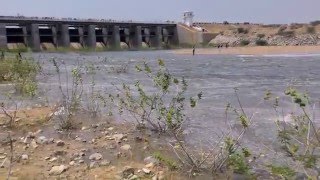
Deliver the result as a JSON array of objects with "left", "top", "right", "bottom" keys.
[
  {"left": 209, "top": 33, "right": 320, "bottom": 47},
  {"left": 174, "top": 45, "right": 320, "bottom": 55},
  {"left": 0, "top": 107, "right": 183, "bottom": 180},
  {"left": 200, "top": 22, "right": 320, "bottom": 47}
]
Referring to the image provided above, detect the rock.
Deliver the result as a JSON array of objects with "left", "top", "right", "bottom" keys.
[
  {"left": 69, "top": 161, "right": 75, "bottom": 166},
  {"left": 27, "top": 132, "right": 36, "bottom": 138},
  {"left": 30, "top": 139, "right": 38, "bottom": 149},
  {"left": 91, "top": 124, "right": 99, "bottom": 128},
  {"left": 22, "top": 137, "right": 29, "bottom": 144},
  {"left": 36, "top": 136, "right": 48, "bottom": 144},
  {"left": 34, "top": 129, "right": 43, "bottom": 135},
  {"left": 21, "top": 154, "right": 29, "bottom": 160},
  {"left": 49, "top": 165, "right": 68, "bottom": 175},
  {"left": 135, "top": 136, "right": 143, "bottom": 142},
  {"left": 100, "top": 160, "right": 111, "bottom": 166},
  {"left": 56, "top": 140, "right": 65, "bottom": 147},
  {"left": 120, "top": 144, "right": 131, "bottom": 151},
  {"left": 79, "top": 160, "right": 84, "bottom": 164},
  {"left": 144, "top": 156, "right": 158, "bottom": 164},
  {"left": 48, "top": 138, "right": 55, "bottom": 144},
  {"left": 89, "top": 153, "right": 103, "bottom": 161},
  {"left": 89, "top": 161, "right": 99, "bottom": 169},
  {"left": 145, "top": 163, "right": 154, "bottom": 168},
  {"left": 0, "top": 155, "right": 6, "bottom": 159},
  {"left": 129, "top": 174, "right": 139, "bottom": 180},
  {"left": 81, "top": 126, "right": 89, "bottom": 130},
  {"left": 107, "top": 127, "right": 114, "bottom": 131},
  {"left": 49, "top": 157, "right": 58, "bottom": 162},
  {"left": 44, "top": 156, "right": 50, "bottom": 160},
  {"left": 152, "top": 171, "right": 164, "bottom": 180},
  {"left": 122, "top": 167, "right": 135, "bottom": 178},
  {"left": 54, "top": 150, "right": 67, "bottom": 156},
  {"left": 112, "top": 134, "right": 124, "bottom": 142},
  {"left": 142, "top": 168, "right": 151, "bottom": 174}
]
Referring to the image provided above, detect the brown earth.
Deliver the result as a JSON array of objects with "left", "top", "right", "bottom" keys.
[
  {"left": 0, "top": 107, "right": 187, "bottom": 180},
  {"left": 174, "top": 45, "right": 320, "bottom": 55}
]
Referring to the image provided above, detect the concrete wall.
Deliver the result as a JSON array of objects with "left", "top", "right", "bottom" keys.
[
  {"left": 177, "top": 24, "right": 202, "bottom": 46},
  {"left": 0, "top": 21, "right": 177, "bottom": 50},
  {"left": 26, "top": 24, "right": 41, "bottom": 51},
  {"left": 177, "top": 23, "right": 216, "bottom": 46},
  {"left": 202, "top": 32, "right": 218, "bottom": 45},
  {"left": 85, "top": 25, "right": 96, "bottom": 48},
  {"left": 0, "top": 23, "right": 7, "bottom": 48}
]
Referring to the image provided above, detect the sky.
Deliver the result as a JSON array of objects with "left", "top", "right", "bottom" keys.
[{"left": 1, "top": 0, "right": 320, "bottom": 24}]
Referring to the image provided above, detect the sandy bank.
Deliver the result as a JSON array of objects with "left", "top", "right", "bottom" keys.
[{"left": 173, "top": 46, "right": 320, "bottom": 56}]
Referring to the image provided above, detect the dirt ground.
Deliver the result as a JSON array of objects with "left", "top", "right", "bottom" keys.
[
  {"left": 174, "top": 45, "right": 320, "bottom": 55},
  {"left": 0, "top": 107, "right": 188, "bottom": 180}
]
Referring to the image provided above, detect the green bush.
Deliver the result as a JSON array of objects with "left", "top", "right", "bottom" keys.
[
  {"left": 0, "top": 55, "right": 40, "bottom": 96},
  {"left": 240, "top": 40, "right": 250, "bottom": 46},
  {"left": 306, "top": 26, "right": 316, "bottom": 34},
  {"left": 255, "top": 39, "right": 268, "bottom": 46},
  {"left": 277, "top": 30, "right": 295, "bottom": 37},
  {"left": 257, "top": 34, "right": 266, "bottom": 39},
  {"left": 237, "top": 27, "right": 248, "bottom": 34}
]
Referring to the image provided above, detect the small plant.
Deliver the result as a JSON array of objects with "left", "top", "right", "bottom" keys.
[
  {"left": 110, "top": 59, "right": 202, "bottom": 132},
  {"left": 0, "top": 100, "right": 18, "bottom": 128},
  {"left": 227, "top": 152, "right": 250, "bottom": 175},
  {"left": 277, "top": 29, "right": 295, "bottom": 37},
  {"left": 268, "top": 165, "right": 295, "bottom": 179},
  {"left": 265, "top": 88, "right": 320, "bottom": 178},
  {"left": 153, "top": 152, "right": 178, "bottom": 170},
  {"left": 257, "top": 34, "right": 266, "bottom": 39},
  {"left": 0, "top": 55, "right": 40, "bottom": 97},
  {"left": 240, "top": 40, "right": 250, "bottom": 46},
  {"left": 306, "top": 26, "right": 316, "bottom": 34},
  {"left": 255, "top": 39, "right": 268, "bottom": 46},
  {"left": 52, "top": 58, "right": 84, "bottom": 130},
  {"left": 237, "top": 27, "right": 248, "bottom": 34}
]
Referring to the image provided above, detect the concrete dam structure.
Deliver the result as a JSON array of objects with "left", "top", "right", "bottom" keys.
[{"left": 0, "top": 16, "right": 179, "bottom": 51}]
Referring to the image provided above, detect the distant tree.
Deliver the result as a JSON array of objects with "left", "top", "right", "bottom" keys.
[{"left": 255, "top": 39, "right": 268, "bottom": 46}]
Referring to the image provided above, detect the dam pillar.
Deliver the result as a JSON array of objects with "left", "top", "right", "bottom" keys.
[
  {"left": 143, "top": 28, "right": 150, "bottom": 45},
  {"left": 102, "top": 27, "right": 108, "bottom": 46},
  {"left": 26, "top": 24, "right": 41, "bottom": 51},
  {"left": 162, "top": 28, "right": 169, "bottom": 44},
  {"left": 78, "top": 27, "right": 84, "bottom": 46},
  {"left": 57, "top": 24, "right": 70, "bottom": 48},
  {"left": 132, "top": 26, "right": 142, "bottom": 49},
  {"left": 169, "top": 27, "right": 179, "bottom": 46},
  {"left": 111, "top": 26, "right": 120, "bottom": 49},
  {"left": 150, "top": 26, "right": 162, "bottom": 49},
  {"left": 85, "top": 25, "right": 96, "bottom": 48},
  {"left": 0, "top": 23, "right": 7, "bottom": 49},
  {"left": 51, "top": 26, "right": 57, "bottom": 47}
]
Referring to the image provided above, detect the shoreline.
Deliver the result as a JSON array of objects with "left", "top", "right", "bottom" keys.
[{"left": 173, "top": 45, "right": 320, "bottom": 56}]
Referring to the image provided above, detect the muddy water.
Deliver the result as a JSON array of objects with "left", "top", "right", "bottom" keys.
[{"left": 3, "top": 51, "right": 320, "bottom": 162}]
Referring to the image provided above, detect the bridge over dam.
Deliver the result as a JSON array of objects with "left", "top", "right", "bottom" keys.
[{"left": 0, "top": 16, "right": 182, "bottom": 51}]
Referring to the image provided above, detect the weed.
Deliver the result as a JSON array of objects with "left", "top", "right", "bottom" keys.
[
  {"left": 268, "top": 165, "right": 295, "bottom": 179},
  {"left": 153, "top": 152, "right": 179, "bottom": 170}
]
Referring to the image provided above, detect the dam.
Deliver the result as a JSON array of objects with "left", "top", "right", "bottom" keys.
[{"left": 0, "top": 16, "right": 179, "bottom": 51}]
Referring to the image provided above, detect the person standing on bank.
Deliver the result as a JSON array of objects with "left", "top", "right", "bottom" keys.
[{"left": 192, "top": 45, "right": 196, "bottom": 56}]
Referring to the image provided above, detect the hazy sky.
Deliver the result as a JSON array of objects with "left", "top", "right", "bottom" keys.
[{"left": 1, "top": 0, "right": 319, "bottom": 24}]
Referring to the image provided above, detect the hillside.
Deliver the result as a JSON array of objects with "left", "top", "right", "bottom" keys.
[{"left": 197, "top": 22, "right": 320, "bottom": 46}]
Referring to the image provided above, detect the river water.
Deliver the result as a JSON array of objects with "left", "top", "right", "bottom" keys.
[{"left": 3, "top": 50, "right": 320, "bottom": 163}]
